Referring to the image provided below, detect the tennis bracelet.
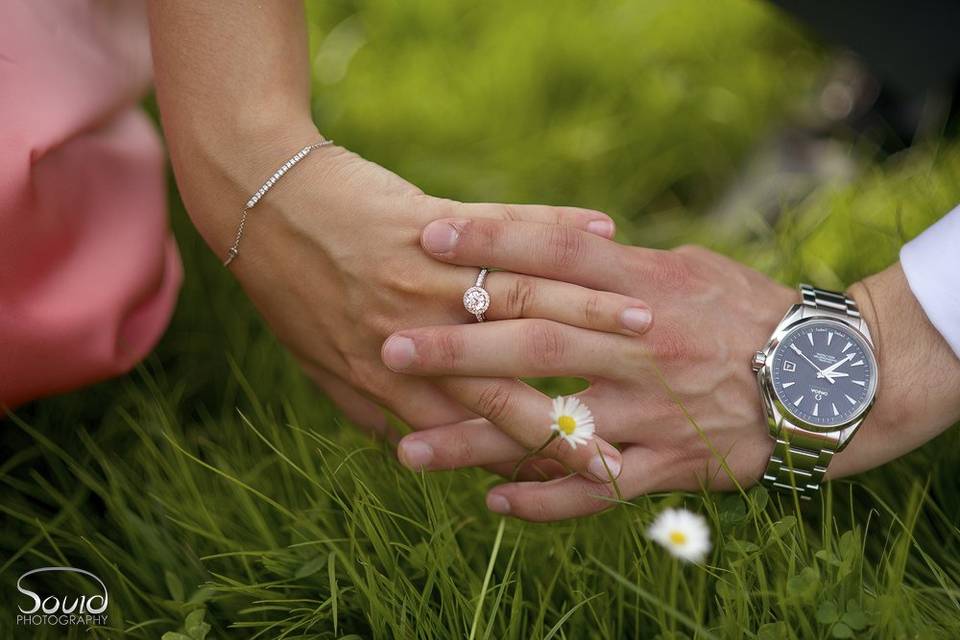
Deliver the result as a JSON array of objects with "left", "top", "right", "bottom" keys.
[{"left": 223, "top": 138, "right": 333, "bottom": 267}]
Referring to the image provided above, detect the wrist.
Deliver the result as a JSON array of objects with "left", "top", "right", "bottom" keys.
[
  {"left": 849, "top": 264, "right": 960, "bottom": 453},
  {"left": 163, "top": 108, "right": 323, "bottom": 245},
  {"left": 169, "top": 107, "right": 321, "bottom": 185},
  {"left": 224, "top": 114, "right": 320, "bottom": 173}
]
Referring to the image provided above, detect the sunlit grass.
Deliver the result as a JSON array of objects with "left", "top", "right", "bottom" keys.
[{"left": 3, "top": 1, "right": 960, "bottom": 638}]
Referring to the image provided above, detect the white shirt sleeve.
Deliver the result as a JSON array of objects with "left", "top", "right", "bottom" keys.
[{"left": 899, "top": 204, "right": 960, "bottom": 360}]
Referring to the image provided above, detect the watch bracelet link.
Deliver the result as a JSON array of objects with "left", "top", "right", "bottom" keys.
[
  {"left": 762, "top": 437, "right": 834, "bottom": 499},
  {"left": 762, "top": 284, "right": 858, "bottom": 500},
  {"left": 800, "top": 283, "right": 860, "bottom": 319}
]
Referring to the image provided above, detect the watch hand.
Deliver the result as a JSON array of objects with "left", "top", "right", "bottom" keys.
[
  {"left": 823, "top": 371, "right": 849, "bottom": 380},
  {"left": 789, "top": 343, "right": 835, "bottom": 383},
  {"left": 821, "top": 352, "right": 855, "bottom": 376}
]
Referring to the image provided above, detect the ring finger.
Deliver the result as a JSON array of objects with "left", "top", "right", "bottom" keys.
[{"left": 451, "top": 268, "right": 653, "bottom": 336}]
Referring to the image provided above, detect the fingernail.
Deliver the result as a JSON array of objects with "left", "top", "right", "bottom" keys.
[
  {"left": 398, "top": 439, "right": 433, "bottom": 469},
  {"left": 382, "top": 335, "right": 416, "bottom": 370},
  {"left": 586, "top": 219, "right": 615, "bottom": 238},
  {"left": 422, "top": 220, "right": 461, "bottom": 253},
  {"left": 589, "top": 454, "right": 622, "bottom": 481},
  {"left": 486, "top": 493, "right": 511, "bottom": 514},
  {"left": 620, "top": 307, "right": 652, "bottom": 334}
]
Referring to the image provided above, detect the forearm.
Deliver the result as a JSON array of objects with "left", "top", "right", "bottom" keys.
[
  {"left": 147, "top": 0, "right": 316, "bottom": 141},
  {"left": 147, "top": 1, "right": 320, "bottom": 245},
  {"left": 849, "top": 263, "right": 960, "bottom": 468}
]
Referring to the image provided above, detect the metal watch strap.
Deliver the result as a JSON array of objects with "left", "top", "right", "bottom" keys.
[
  {"left": 762, "top": 284, "right": 859, "bottom": 500},
  {"left": 763, "top": 436, "right": 835, "bottom": 499},
  {"left": 799, "top": 283, "right": 861, "bottom": 319}
]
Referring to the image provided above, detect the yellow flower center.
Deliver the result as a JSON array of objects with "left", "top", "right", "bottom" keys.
[
  {"left": 557, "top": 415, "right": 577, "bottom": 435},
  {"left": 669, "top": 530, "right": 687, "bottom": 546}
]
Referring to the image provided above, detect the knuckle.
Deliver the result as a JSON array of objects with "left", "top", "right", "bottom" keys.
[
  {"left": 643, "top": 395, "right": 685, "bottom": 423},
  {"left": 582, "top": 293, "right": 605, "bottom": 327},
  {"left": 343, "top": 360, "right": 383, "bottom": 397},
  {"left": 499, "top": 203, "right": 521, "bottom": 222},
  {"left": 673, "top": 243, "right": 709, "bottom": 259},
  {"left": 505, "top": 277, "right": 537, "bottom": 318},
  {"left": 431, "top": 329, "right": 465, "bottom": 369},
  {"left": 368, "top": 312, "right": 402, "bottom": 340},
  {"left": 474, "top": 382, "right": 516, "bottom": 423},
  {"left": 638, "top": 250, "right": 694, "bottom": 293},
  {"left": 531, "top": 497, "right": 550, "bottom": 521},
  {"left": 474, "top": 219, "right": 502, "bottom": 256},
  {"left": 449, "top": 429, "right": 476, "bottom": 465},
  {"left": 522, "top": 321, "right": 566, "bottom": 367},
  {"left": 387, "top": 271, "right": 427, "bottom": 297},
  {"left": 431, "top": 196, "right": 461, "bottom": 220},
  {"left": 546, "top": 225, "right": 584, "bottom": 271},
  {"left": 381, "top": 259, "right": 444, "bottom": 301},
  {"left": 651, "top": 327, "right": 691, "bottom": 362},
  {"left": 545, "top": 438, "right": 579, "bottom": 465}
]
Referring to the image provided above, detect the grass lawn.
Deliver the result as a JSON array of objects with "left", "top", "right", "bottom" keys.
[{"left": 4, "top": 1, "right": 960, "bottom": 638}]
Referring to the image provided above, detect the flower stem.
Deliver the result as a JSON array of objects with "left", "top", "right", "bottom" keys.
[
  {"left": 510, "top": 432, "right": 559, "bottom": 481},
  {"left": 467, "top": 517, "right": 506, "bottom": 640}
]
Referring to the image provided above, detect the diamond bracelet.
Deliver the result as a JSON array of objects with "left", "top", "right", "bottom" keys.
[{"left": 222, "top": 138, "right": 333, "bottom": 267}]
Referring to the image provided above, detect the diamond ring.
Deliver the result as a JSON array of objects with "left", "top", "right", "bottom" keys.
[{"left": 462, "top": 268, "right": 490, "bottom": 322}]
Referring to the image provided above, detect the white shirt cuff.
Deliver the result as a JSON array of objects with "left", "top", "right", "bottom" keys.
[{"left": 900, "top": 204, "right": 960, "bottom": 360}]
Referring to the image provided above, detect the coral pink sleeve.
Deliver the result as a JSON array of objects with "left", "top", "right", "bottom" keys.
[{"left": 0, "top": 1, "right": 182, "bottom": 409}]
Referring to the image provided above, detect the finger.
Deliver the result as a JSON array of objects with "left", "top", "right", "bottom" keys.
[
  {"left": 395, "top": 384, "right": 643, "bottom": 455},
  {"left": 398, "top": 415, "right": 626, "bottom": 474},
  {"left": 360, "top": 372, "right": 477, "bottom": 431},
  {"left": 457, "top": 202, "right": 615, "bottom": 239},
  {"left": 433, "top": 377, "right": 623, "bottom": 483},
  {"left": 473, "top": 271, "right": 653, "bottom": 336},
  {"left": 483, "top": 459, "right": 571, "bottom": 481},
  {"left": 421, "top": 218, "right": 650, "bottom": 290},
  {"left": 485, "top": 445, "right": 660, "bottom": 522},
  {"left": 381, "top": 319, "right": 638, "bottom": 379},
  {"left": 397, "top": 418, "right": 527, "bottom": 470}
]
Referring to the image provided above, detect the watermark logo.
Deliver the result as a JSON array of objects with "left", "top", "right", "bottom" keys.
[{"left": 16, "top": 567, "right": 108, "bottom": 628}]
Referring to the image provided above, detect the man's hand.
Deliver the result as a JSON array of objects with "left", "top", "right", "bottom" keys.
[{"left": 382, "top": 217, "right": 960, "bottom": 521}]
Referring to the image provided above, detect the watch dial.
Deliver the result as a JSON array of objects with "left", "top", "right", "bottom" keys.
[{"left": 770, "top": 320, "right": 877, "bottom": 427}]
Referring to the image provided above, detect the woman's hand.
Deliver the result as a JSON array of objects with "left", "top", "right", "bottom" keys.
[
  {"left": 166, "top": 116, "right": 655, "bottom": 480},
  {"left": 147, "top": 1, "right": 655, "bottom": 482},
  {"left": 383, "top": 217, "right": 960, "bottom": 520}
]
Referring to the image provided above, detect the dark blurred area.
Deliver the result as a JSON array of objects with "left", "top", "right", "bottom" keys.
[{"left": 773, "top": 0, "right": 960, "bottom": 147}]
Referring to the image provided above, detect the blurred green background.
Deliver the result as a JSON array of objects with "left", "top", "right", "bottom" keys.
[
  {"left": 306, "top": 0, "right": 824, "bottom": 241},
  {"left": 4, "top": 0, "right": 960, "bottom": 638}
]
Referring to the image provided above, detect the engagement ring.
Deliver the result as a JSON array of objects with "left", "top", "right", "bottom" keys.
[{"left": 463, "top": 268, "right": 490, "bottom": 322}]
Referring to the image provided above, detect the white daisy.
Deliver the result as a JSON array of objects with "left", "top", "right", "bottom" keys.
[
  {"left": 549, "top": 395, "right": 595, "bottom": 449},
  {"left": 647, "top": 508, "right": 712, "bottom": 563}
]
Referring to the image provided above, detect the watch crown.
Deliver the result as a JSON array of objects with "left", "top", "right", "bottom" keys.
[{"left": 751, "top": 351, "right": 767, "bottom": 372}]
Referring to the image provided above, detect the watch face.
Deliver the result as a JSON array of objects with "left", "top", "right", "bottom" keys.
[{"left": 770, "top": 319, "right": 877, "bottom": 428}]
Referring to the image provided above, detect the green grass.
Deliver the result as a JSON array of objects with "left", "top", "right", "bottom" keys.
[{"left": 4, "top": 1, "right": 960, "bottom": 638}]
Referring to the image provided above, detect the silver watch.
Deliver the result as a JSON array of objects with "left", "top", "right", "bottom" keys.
[{"left": 751, "top": 284, "right": 878, "bottom": 499}]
